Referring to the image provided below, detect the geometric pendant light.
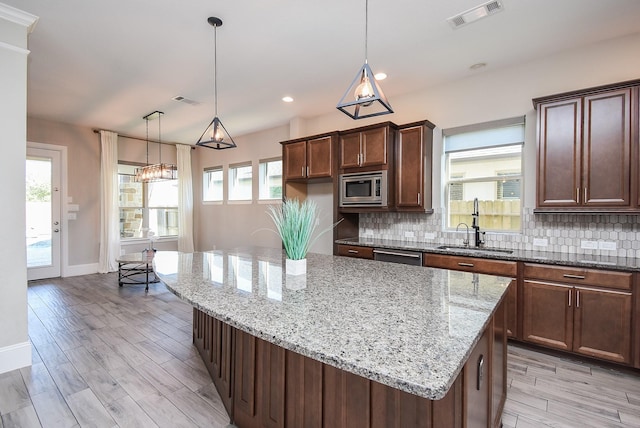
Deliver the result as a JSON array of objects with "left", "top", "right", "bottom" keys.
[
  {"left": 134, "top": 110, "right": 178, "bottom": 182},
  {"left": 196, "top": 17, "right": 237, "bottom": 150},
  {"left": 336, "top": 0, "right": 393, "bottom": 120}
]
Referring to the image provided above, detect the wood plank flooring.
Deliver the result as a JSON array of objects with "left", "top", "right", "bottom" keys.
[{"left": 0, "top": 272, "right": 639, "bottom": 427}]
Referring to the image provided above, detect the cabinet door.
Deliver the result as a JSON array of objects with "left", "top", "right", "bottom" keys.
[
  {"left": 306, "top": 136, "right": 333, "bottom": 178},
  {"left": 537, "top": 98, "right": 582, "bottom": 207},
  {"left": 573, "top": 287, "right": 632, "bottom": 364},
  {"left": 339, "top": 133, "right": 362, "bottom": 169},
  {"left": 283, "top": 141, "right": 307, "bottom": 180},
  {"left": 361, "top": 127, "right": 387, "bottom": 167},
  {"left": 506, "top": 279, "right": 518, "bottom": 339},
  {"left": 582, "top": 89, "right": 631, "bottom": 207},
  {"left": 522, "top": 280, "right": 573, "bottom": 351},
  {"left": 464, "top": 325, "right": 490, "bottom": 428},
  {"left": 396, "top": 126, "right": 423, "bottom": 209}
]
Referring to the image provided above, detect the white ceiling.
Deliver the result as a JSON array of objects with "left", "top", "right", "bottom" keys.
[{"left": 6, "top": 0, "right": 640, "bottom": 144}]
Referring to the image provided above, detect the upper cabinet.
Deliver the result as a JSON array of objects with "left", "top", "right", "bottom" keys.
[
  {"left": 533, "top": 80, "right": 639, "bottom": 212},
  {"left": 396, "top": 121, "right": 435, "bottom": 212},
  {"left": 282, "top": 134, "right": 336, "bottom": 181},
  {"left": 339, "top": 123, "right": 394, "bottom": 171}
]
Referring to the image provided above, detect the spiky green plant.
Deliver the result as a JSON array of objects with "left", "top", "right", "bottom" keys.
[{"left": 267, "top": 198, "right": 338, "bottom": 260}]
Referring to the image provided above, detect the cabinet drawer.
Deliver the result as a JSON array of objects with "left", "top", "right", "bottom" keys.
[
  {"left": 523, "top": 263, "right": 632, "bottom": 290},
  {"left": 424, "top": 254, "right": 517, "bottom": 277},
  {"left": 337, "top": 244, "right": 374, "bottom": 260}
]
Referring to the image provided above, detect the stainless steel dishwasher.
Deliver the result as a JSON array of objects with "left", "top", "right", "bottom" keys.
[{"left": 372, "top": 248, "right": 423, "bottom": 266}]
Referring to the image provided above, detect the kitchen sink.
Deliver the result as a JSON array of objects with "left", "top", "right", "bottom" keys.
[{"left": 436, "top": 245, "right": 513, "bottom": 254}]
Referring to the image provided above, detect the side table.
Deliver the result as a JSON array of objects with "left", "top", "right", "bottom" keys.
[{"left": 117, "top": 251, "right": 159, "bottom": 292}]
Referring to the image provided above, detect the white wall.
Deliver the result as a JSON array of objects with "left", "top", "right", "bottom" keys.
[{"left": 0, "top": 4, "right": 37, "bottom": 373}]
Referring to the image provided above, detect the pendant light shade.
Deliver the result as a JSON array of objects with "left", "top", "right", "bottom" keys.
[
  {"left": 196, "top": 17, "right": 237, "bottom": 150},
  {"left": 135, "top": 111, "right": 177, "bottom": 182},
  {"left": 336, "top": 0, "right": 393, "bottom": 120}
]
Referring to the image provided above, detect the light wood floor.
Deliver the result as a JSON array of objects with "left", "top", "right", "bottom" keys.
[{"left": 0, "top": 273, "right": 639, "bottom": 427}]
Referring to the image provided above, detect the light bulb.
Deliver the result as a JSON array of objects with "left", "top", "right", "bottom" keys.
[
  {"left": 354, "top": 74, "right": 375, "bottom": 107},
  {"left": 211, "top": 124, "right": 224, "bottom": 142}
]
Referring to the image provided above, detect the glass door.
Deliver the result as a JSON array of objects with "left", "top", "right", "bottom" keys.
[{"left": 26, "top": 147, "right": 61, "bottom": 280}]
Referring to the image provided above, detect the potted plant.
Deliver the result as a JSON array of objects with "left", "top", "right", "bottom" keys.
[{"left": 267, "top": 198, "right": 338, "bottom": 275}]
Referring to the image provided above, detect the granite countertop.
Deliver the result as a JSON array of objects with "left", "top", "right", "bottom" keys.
[
  {"left": 153, "top": 248, "right": 510, "bottom": 400},
  {"left": 336, "top": 237, "right": 640, "bottom": 272}
]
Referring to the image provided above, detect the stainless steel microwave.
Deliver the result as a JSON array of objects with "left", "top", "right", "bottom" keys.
[{"left": 339, "top": 171, "right": 388, "bottom": 207}]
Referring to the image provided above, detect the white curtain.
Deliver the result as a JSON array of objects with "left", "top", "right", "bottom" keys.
[
  {"left": 177, "top": 144, "right": 195, "bottom": 252},
  {"left": 98, "top": 131, "right": 120, "bottom": 272}
]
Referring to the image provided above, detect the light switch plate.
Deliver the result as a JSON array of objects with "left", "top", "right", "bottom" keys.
[
  {"left": 580, "top": 240, "right": 598, "bottom": 249},
  {"left": 424, "top": 232, "right": 436, "bottom": 240},
  {"left": 533, "top": 238, "right": 548, "bottom": 247},
  {"left": 599, "top": 241, "right": 617, "bottom": 251}
]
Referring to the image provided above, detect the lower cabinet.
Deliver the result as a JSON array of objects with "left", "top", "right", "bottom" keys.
[
  {"left": 424, "top": 254, "right": 518, "bottom": 339},
  {"left": 193, "top": 307, "right": 506, "bottom": 428},
  {"left": 337, "top": 244, "right": 374, "bottom": 259},
  {"left": 522, "top": 263, "right": 633, "bottom": 365}
]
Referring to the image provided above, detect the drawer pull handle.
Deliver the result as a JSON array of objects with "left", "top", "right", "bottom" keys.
[
  {"left": 563, "top": 274, "right": 585, "bottom": 280},
  {"left": 347, "top": 249, "right": 359, "bottom": 254},
  {"left": 458, "top": 262, "right": 475, "bottom": 267},
  {"left": 568, "top": 289, "right": 572, "bottom": 307}
]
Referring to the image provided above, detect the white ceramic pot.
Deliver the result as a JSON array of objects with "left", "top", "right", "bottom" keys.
[{"left": 286, "top": 258, "right": 306, "bottom": 276}]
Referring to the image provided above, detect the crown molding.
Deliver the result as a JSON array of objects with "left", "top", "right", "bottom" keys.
[{"left": 0, "top": 3, "right": 39, "bottom": 33}]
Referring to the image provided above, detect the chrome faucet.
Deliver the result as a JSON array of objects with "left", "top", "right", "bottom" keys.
[
  {"left": 471, "top": 198, "right": 484, "bottom": 247},
  {"left": 456, "top": 222, "right": 470, "bottom": 247}
]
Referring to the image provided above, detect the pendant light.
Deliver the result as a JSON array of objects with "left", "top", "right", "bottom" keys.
[
  {"left": 336, "top": 0, "right": 393, "bottom": 120},
  {"left": 196, "top": 17, "right": 237, "bottom": 150},
  {"left": 134, "top": 111, "right": 177, "bottom": 182}
]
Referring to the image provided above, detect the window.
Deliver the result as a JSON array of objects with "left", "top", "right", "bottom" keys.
[
  {"left": 203, "top": 166, "right": 223, "bottom": 202},
  {"left": 229, "top": 162, "right": 253, "bottom": 201},
  {"left": 259, "top": 158, "right": 283, "bottom": 200},
  {"left": 118, "top": 164, "right": 178, "bottom": 238},
  {"left": 444, "top": 118, "right": 524, "bottom": 232}
]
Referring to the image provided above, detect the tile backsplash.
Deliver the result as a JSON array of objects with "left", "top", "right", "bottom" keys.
[{"left": 360, "top": 208, "right": 640, "bottom": 259}]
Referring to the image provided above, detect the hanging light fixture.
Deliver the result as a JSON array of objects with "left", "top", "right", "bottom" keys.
[
  {"left": 196, "top": 17, "right": 237, "bottom": 150},
  {"left": 336, "top": 0, "right": 393, "bottom": 120},
  {"left": 135, "top": 111, "right": 178, "bottom": 182}
]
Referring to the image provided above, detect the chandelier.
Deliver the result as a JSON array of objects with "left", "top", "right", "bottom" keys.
[{"left": 135, "top": 111, "right": 177, "bottom": 182}]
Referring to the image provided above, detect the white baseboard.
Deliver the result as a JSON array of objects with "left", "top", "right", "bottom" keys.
[
  {"left": 0, "top": 341, "right": 31, "bottom": 374},
  {"left": 63, "top": 262, "right": 99, "bottom": 277}
]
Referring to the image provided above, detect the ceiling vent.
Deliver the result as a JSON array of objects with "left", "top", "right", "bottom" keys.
[
  {"left": 172, "top": 95, "right": 200, "bottom": 106},
  {"left": 447, "top": 0, "right": 504, "bottom": 29}
]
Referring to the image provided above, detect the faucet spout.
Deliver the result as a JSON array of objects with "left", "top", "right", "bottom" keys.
[
  {"left": 471, "top": 198, "right": 483, "bottom": 247},
  {"left": 456, "top": 223, "right": 470, "bottom": 247}
]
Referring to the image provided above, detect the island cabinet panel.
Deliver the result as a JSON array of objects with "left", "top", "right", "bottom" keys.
[
  {"left": 193, "top": 309, "right": 233, "bottom": 415},
  {"left": 193, "top": 306, "right": 505, "bottom": 428},
  {"left": 522, "top": 264, "right": 633, "bottom": 365},
  {"left": 285, "top": 352, "right": 322, "bottom": 428}
]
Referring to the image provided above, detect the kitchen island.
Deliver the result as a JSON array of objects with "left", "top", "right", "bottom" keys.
[{"left": 153, "top": 248, "right": 511, "bottom": 428}]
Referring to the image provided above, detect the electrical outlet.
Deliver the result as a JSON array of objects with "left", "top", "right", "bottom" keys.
[
  {"left": 424, "top": 232, "right": 435, "bottom": 240},
  {"left": 580, "top": 240, "right": 598, "bottom": 249},
  {"left": 533, "top": 238, "right": 548, "bottom": 247},
  {"left": 599, "top": 241, "right": 617, "bottom": 251},
  {"left": 404, "top": 231, "right": 415, "bottom": 238}
]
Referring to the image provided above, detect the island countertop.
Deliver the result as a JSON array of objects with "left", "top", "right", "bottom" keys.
[{"left": 153, "top": 247, "right": 511, "bottom": 400}]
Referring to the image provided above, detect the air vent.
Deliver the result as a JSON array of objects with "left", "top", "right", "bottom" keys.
[
  {"left": 447, "top": 0, "right": 504, "bottom": 29},
  {"left": 172, "top": 95, "right": 200, "bottom": 106}
]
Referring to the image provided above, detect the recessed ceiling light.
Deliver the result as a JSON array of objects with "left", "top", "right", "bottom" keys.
[
  {"left": 374, "top": 72, "right": 387, "bottom": 81},
  {"left": 282, "top": 96, "right": 294, "bottom": 103},
  {"left": 469, "top": 62, "right": 487, "bottom": 70}
]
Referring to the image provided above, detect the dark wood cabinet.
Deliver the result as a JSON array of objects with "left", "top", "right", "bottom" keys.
[
  {"left": 464, "top": 326, "right": 490, "bottom": 428},
  {"left": 193, "top": 309, "right": 234, "bottom": 415},
  {"left": 522, "top": 263, "right": 633, "bottom": 364},
  {"left": 339, "top": 124, "right": 392, "bottom": 170},
  {"left": 534, "top": 81, "right": 637, "bottom": 212},
  {"left": 424, "top": 254, "right": 518, "bottom": 340},
  {"left": 396, "top": 122, "right": 434, "bottom": 212},
  {"left": 337, "top": 244, "right": 374, "bottom": 259},
  {"left": 282, "top": 134, "right": 334, "bottom": 181}
]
